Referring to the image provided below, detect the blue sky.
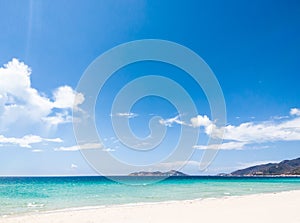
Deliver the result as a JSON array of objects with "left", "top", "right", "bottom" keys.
[{"left": 0, "top": 0, "right": 300, "bottom": 175}]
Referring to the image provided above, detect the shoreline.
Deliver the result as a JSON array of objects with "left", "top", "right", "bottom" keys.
[
  {"left": 1, "top": 190, "right": 300, "bottom": 223},
  {"left": 2, "top": 188, "right": 298, "bottom": 217}
]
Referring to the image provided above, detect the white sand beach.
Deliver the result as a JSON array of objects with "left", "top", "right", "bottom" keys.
[{"left": 1, "top": 190, "right": 300, "bottom": 223}]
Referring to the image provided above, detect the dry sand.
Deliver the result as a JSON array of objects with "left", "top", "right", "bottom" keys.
[{"left": 1, "top": 190, "right": 300, "bottom": 223}]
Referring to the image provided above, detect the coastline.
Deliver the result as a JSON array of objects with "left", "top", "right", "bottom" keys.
[{"left": 1, "top": 190, "right": 300, "bottom": 223}]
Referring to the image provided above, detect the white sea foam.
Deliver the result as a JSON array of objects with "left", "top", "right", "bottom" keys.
[{"left": 27, "top": 202, "right": 44, "bottom": 208}]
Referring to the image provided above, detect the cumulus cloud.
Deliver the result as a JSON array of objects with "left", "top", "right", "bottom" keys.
[
  {"left": 290, "top": 108, "right": 300, "bottom": 116},
  {"left": 190, "top": 115, "right": 212, "bottom": 128},
  {"left": 149, "top": 108, "right": 300, "bottom": 150},
  {"left": 190, "top": 115, "right": 217, "bottom": 135},
  {"left": 0, "top": 58, "right": 84, "bottom": 131},
  {"left": 0, "top": 134, "right": 62, "bottom": 148},
  {"left": 221, "top": 117, "right": 300, "bottom": 143},
  {"left": 193, "top": 108, "right": 300, "bottom": 150},
  {"left": 52, "top": 86, "right": 84, "bottom": 110}
]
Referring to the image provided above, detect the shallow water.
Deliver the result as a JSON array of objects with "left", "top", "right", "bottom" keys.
[{"left": 0, "top": 176, "right": 299, "bottom": 216}]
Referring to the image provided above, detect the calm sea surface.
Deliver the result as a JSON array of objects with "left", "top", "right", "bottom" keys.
[{"left": 0, "top": 176, "right": 300, "bottom": 216}]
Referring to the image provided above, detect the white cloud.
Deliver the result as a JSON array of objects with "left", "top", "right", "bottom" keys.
[
  {"left": 190, "top": 115, "right": 212, "bottom": 127},
  {"left": 193, "top": 141, "right": 247, "bottom": 150},
  {"left": 102, "top": 148, "right": 115, "bottom": 152},
  {"left": 42, "top": 111, "right": 72, "bottom": 126},
  {"left": 55, "top": 143, "right": 116, "bottom": 152},
  {"left": 290, "top": 108, "right": 300, "bottom": 116},
  {"left": 271, "top": 115, "right": 289, "bottom": 120},
  {"left": 190, "top": 115, "right": 216, "bottom": 135},
  {"left": 71, "top": 163, "right": 78, "bottom": 169},
  {"left": 160, "top": 114, "right": 215, "bottom": 132},
  {"left": 54, "top": 143, "right": 103, "bottom": 151},
  {"left": 0, "top": 59, "right": 52, "bottom": 127},
  {"left": 0, "top": 58, "right": 84, "bottom": 131},
  {"left": 0, "top": 134, "right": 62, "bottom": 148},
  {"left": 192, "top": 108, "right": 300, "bottom": 150},
  {"left": 52, "top": 86, "right": 84, "bottom": 110},
  {"left": 221, "top": 117, "right": 300, "bottom": 143},
  {"left": 139, "top": 109, "right": 300, "bottom": 150},
  {"left": 113, "top": 112, "right": 138, "bottom": 118},
  {"left": 159, "top": 115, "right": 187, "bottom": 127}
]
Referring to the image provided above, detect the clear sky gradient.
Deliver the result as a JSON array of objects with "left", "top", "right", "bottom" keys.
[{"left": 0, "top": 0, "right": 300, "bottom": 175}]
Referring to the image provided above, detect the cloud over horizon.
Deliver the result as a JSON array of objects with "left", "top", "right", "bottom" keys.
[
  {"left": 159, "top": 109, "right": 300, "bottom": 150},
  {"left": 192, "top": 109, "right": 300, "bottom": 150},
  {"left": 0, "top": 134, "right": 62, "bottom": 148},
  {"left": 54, "top": 142, "right": 104, "bottom": 152}
]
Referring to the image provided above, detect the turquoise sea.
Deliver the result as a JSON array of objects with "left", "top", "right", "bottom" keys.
[{"left": 0, "top": 176, "right": 300, "bottom": 216}]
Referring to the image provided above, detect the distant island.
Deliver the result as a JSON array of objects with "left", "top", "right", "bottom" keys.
[
  {"left": 128, "top": 158, "right": 300, "bottom": 177},
  {"left": 228, "top": 157, "right": 300, "bottom": 176},
  {"left": 128, "top": 170, "right": 188, "bottom": 177}
]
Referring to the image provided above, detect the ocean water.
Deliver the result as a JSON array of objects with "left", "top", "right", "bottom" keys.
[{"left": 0, "top": 176, "right": 300, "bottom": 216}]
